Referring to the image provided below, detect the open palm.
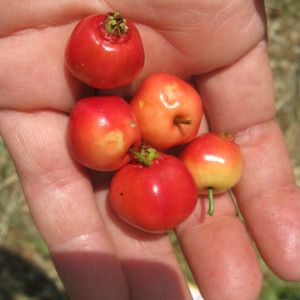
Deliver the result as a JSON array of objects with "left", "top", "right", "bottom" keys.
[{"left": 1, "top": 1, "right": 300, "bottom": 299}]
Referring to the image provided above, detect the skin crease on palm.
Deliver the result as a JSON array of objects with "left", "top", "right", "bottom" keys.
[{"left": 0, "top": 0, "right": 300, "bottom": 299}]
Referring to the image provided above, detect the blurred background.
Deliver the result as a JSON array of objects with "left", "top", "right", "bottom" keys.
[{"left": 0, "top": 1, "right": 299, "bottom": 299}]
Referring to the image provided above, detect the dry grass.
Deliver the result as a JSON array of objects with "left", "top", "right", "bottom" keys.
[
  {"left": 0, "top": 1, "right": 299, "bottom": 299},
  {"left": 266, "top": 0, "right": 300, "bottom": 184}
]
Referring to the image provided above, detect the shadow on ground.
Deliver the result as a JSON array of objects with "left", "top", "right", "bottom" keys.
[{"left": 0, "top": 247, "right": 68, "bottom": 300}]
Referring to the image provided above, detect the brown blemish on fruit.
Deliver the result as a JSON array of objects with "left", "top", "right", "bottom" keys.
[
  {"left": 218, "top": 132, "right": 234, "bottom": 142},
  {"left": 128, "top": 119, "right": 137, "bottom": 128},
  {"left": 164, "top": 83, "right": 177, "bottom": 97}
]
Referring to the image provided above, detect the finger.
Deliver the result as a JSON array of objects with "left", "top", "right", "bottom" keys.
[
  {"left": 0, "top": 17, "right": 192, "bottom": 112},
  {"left": 114, "top": 0, "right": 266, "bottom": 73},
  {"left": 94, "top": 181, "right": 193, "bottom": 300},
  {"left": 0, "top": 0, "right": 110, "bottom": 37},
  {"left": 0, "top": 0, "right": 267, "bottom": 112},
  {"left": 0, "top": 19, "right": 185, "bottom": 111},
  {"left": 0, "top": 24, "right": 91, "bottom": 112},
  {"left": 176, "top": 191, "right": 262, "bottom": 300},
  {"left": 173, "top": 109, "right": 262, "bottom": 299},
  {"left": 0, "top": 110, "right": 129, "bottom": 300},
  {"left": 195, "top": 40, "right": 300, "bottom": 281}
]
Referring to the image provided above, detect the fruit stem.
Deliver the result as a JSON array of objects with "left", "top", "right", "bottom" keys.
[
  {"left": 207, "top": 187, "right": 214, "bottom": 216},
  {"left": 129, "top": 147, "right": 159, "bottom": 167},
  {"left": 129, "top": 148, "right": 151, "bottom": 166},
  {"left": 174, "top": 117, "right": 192, "bottom": 125},
  {"left": 229, "top": 189, "right": 235, "bottom": 201},
  {"left": 104, "top": 12, "right": 128, "bottom": 35}
]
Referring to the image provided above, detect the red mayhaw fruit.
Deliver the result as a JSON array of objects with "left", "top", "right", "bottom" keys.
[{"left": 65, "top": 12, "right": 145, "bottom": 89}]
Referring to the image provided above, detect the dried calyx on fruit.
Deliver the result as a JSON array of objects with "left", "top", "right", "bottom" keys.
[
  {"left": 104, "top": 12, "right": 128, "bottom": 35},
  {"left": 129, "top": 146, "right": 159, "bottom": 166}
]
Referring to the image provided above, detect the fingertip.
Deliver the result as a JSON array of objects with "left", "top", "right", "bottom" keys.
[
  {"left": 178, "top": 216, "right": 263, "bottom": 300},
  {"left": 242, "top": 186, "right": 300, "bottom": 282}
]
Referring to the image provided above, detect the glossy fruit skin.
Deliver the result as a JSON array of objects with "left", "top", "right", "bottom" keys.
[
  {"left": 109, "top": 153, "right": 197, "bottom": 232},
  {"left": 68, "top": 96, "right": 141, "bottom": 171},
  {"left": 65, "top": 13, "right": 144, "bottom": 89},
  {"left": 130, "top": 73, "right": 203, "bottom": 150},
  {"left": 180, "top": 133, "right": 242, "bottom": 194}
]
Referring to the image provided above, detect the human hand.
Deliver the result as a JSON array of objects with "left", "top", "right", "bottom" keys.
[{"left": 0, "top": 1, "right": 299, "bottom": 299}]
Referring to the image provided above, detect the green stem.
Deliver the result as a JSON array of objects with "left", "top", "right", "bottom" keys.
[
  {"left": 229, "top": 189, "right": 235, "bottom": 201},
  {"left": 174, "top": 117, "right": 192, "bottom": 125},
  {"left": 129, "top": 148, "right": 152, "bottom": 166},
  {"left": 207, "top": 187, "right": 214, "bottom": 216}
]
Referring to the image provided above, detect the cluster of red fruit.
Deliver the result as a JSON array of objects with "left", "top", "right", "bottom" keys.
[{"left": 65, "top": 12, "right": 243, "bottom": 233}]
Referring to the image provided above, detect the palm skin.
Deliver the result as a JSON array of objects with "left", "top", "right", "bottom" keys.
[{"left": 0, "top": 1, "right": 300, "bottom": 300}]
